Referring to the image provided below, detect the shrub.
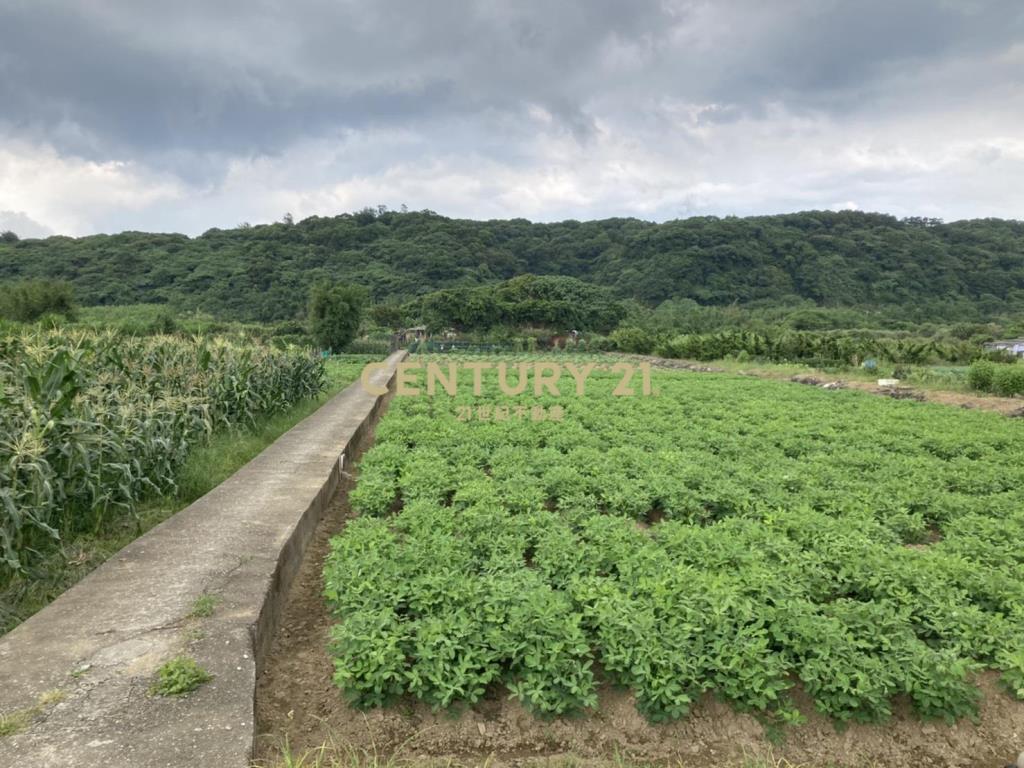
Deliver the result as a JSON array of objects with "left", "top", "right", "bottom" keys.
[
  {"left": 610, "top": 326, "right": 655, "bottom": 354},
  {"left": 966, "top": 360, "right": 996, "bottom": 391},
  {"left": 990, "top": 364, "right": 1024, "bottom": 396},
  {"left": 969, "top": 360, "right": 1024, "bottom": 396},
  {"left": 655, "top": 334, "right": 698, "bottom": 359},
  {"left": 0, "top": 279, "right": 76, "bottom": 322}
]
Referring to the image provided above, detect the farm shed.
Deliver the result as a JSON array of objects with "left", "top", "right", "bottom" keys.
[
  {"left": 398, "top": 325, "right": 428, "bottom": 343},
  {"left": 984, "top": 338, "right": 1024, "bottom": 357}
]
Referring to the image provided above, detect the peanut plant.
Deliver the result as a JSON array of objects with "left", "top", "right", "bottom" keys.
[{"left": 325, "top": 354, "right": 1024, "bottom": 724}]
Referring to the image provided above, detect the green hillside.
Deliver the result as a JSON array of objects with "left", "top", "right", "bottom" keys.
[{"left": 2, "top": 209, "right": 1023, "bottom": 323}]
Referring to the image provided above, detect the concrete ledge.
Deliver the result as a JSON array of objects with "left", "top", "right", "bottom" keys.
[{"left": 0, "top": 351, "right": 405, "bottom": 767}]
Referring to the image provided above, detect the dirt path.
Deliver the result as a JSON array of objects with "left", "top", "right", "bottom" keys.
[
  {"left": 614, "top": 353, "right": 1024, "bottom": 417},
  {"left": 254, "top": 489, "right": 1024, "bottom": 768}
]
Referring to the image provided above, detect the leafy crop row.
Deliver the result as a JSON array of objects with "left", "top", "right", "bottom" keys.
[
  {"left": 325, "top": 355, "right": 1024, "bottom": 724},
  {"left": 0, "top": 329, "right": 324, "bottom": 580}
]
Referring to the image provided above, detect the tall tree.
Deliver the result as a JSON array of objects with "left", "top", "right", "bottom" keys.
[{"left": 307, "top": 282, "right": 367, "bottom": 352}]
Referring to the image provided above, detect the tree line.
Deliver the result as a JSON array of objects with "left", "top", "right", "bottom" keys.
[{"left": 2, "top": 208, "right": 1024, "bottom": 325}]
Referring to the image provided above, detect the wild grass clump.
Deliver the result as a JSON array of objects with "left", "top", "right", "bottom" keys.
[
  {"left": 188, "top": 594, "right": 219, "bottom": 619},
  {"left": 0, "top": 690, "right": 65, "bottom": 738}
]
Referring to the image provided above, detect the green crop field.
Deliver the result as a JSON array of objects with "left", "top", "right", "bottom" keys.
[
  {"left": 0, "top": 329, "right": 325, "bottom": 584},
  {"left": 324, "top": 355, "right": 1024, "bottom": 727}
]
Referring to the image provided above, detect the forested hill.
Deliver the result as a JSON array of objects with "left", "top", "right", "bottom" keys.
[{"left": 1, "top": 209, "right": 1023, "bottom": 322}]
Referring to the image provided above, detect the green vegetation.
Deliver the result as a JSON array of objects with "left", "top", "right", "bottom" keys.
[
  {"left": 640, "top": 329, "right": 988, "bottom": 366},
  {"left": 0, "top": 328, "right": 324, "bottom": 582},
  {"left": 256, "top": 738, "right": 805, "bottom": 768},
  {"left": 420, "top": 275, "right": 625, "bottom": 333},
  {"left": 189, "top": 594, "right": 220, "bottom": 619},
  {"left": 0, "top": 278, "right": 76, "bottom": 322},
  {"left": 150, "top": 656, "right": 213, "bottom": 696},
  {"left": 309, "top": 283, "right": 368, "bottom": 352},
  {"left": 4, "top": 210, "right": 1024, "bottom": 369},
  {"left": 1, "top": 353, "right": 375, "bottom": 635},
  {"left": 73, "top": 303, "right": 313, "bottom": 347},
  {"left": 325, "top": 356, "right": 1024, "bottom": 725},
  {"left": 0, "top": 690, "right": 65, "bottom": 737},
  {"left": 0, "top": 708, "right": 32, "bottom": 737},
  {"left": 257, "top": 737, "right": 417, "bottom": 768},
  {"left": 3, "top": 209, "right": 1024, "bottom": 329},
  {"left": 966, "top": 360, "right": 1024, "bottom": 396},
  {"left": 694, "top": 358, "right": 975, "bottom": 394}
]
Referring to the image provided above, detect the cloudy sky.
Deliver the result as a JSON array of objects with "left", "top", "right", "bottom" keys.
[{"left": 0, "top": 0, "right": 1022, "bottom": 237}]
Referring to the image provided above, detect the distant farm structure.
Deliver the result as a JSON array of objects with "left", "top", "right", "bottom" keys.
[
  {"left": 398, "top": 325, "right": 428, "bottom": 344},
  {"left": 984, "top": 338, "right": 1024, "bottom": 358}
]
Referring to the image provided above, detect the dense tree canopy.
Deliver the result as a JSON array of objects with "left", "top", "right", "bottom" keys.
[
  {"left": 0, "top": 279, "right": 76, "bottom": 322},
  {"left": 307, "top": 282, "right": 367, "bottom": 352},
  {"left": 419, "top": 275, "right": 625, "bottom": 333},
  {"left": 1, "top": 209, "right": 1023, "bottom": 324}
]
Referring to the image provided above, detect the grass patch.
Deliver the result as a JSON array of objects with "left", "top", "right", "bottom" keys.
[
  {"left": 0, "top": 690, "right": 65, "bottom": 738},
  {"left": 0, "top": 355, "right": 379, "bottom": 636},
  {"left": 0, "top": 710, "right": 31, "bottom": 738},
  {"left": 189, "top": 594, "right": 220, "bottom": 619},
  {"left": 255, "top": 737, "right": 817, "bottom": 768},
  {"left": 150, "top": 657, "right": 213, "bottom": 697}
]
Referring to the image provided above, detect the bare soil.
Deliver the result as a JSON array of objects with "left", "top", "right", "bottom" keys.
[{"left": 254, "top": 487, "right": 1024, "bottom": 768}]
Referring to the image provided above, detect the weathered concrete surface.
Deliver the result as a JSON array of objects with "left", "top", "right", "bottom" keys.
[{"left": 0, "top": 351, "right": 404, "bottom": 767}]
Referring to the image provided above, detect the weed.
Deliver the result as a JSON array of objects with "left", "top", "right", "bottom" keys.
[
  {"left": 150, "top": 657, "right": 213, "bottom": 697},
  {"left": 0, "top": 709, "right": 31, "bottom": 738},
  {"left": 258, "top": 732, "right": 406, "bottom": 768},
  {"left": 37, "top": 690, "right": 65, "bottom": 707},
  {"left": 69, "top": 664, "right": 91, "bottom": 679},
  {"left": 189, "top": 594, "right": 219, "bottom": 619},
  {"left": 0, "top": 689, "right": 65, "bottom": 738}
]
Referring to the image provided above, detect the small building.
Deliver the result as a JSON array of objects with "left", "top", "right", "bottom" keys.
[
  {"left": 399, "top": 326, "right": 428, "bottom": 343},
  {"left": 983, "top": 338, "right": 1024, "bottom": 358}
]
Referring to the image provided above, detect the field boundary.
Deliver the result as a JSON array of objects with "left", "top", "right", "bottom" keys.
[{"left": 0, "top": 351, "right": 405, "bottom": 768}]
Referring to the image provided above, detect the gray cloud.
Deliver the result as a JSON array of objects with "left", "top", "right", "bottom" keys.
[
  {"left": 0, "top": 0, "right": 1022, "bottom": 233},
  {"left": 0, "top": 210, "right": 53, "bottom": 238}
]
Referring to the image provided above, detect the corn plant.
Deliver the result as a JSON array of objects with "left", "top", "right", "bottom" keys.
[{"left": 0, "top": 328, "right": 324, "bottom": 582}]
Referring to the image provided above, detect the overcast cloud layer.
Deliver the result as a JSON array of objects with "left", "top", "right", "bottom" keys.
[{"left": 1, "top": 0, "right": 1022, "bottom": 236}]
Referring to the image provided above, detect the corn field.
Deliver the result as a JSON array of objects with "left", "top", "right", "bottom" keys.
[{"left": 0, "top": 329, "right": 324, "bottom": 582}]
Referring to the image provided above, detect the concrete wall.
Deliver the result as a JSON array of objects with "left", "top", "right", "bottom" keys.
[{"left": 0, "top": 351, "right": 405, "bottom": 768}]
